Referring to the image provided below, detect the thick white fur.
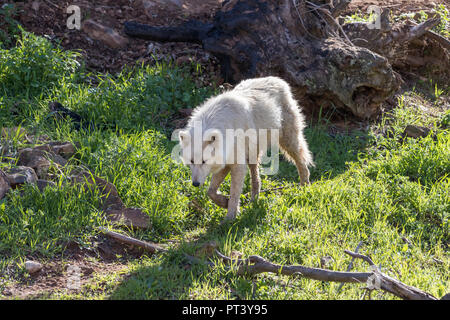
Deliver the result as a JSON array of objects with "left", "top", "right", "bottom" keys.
[{"left": 179, "top": 76, "right": 313, "bottom": 220}]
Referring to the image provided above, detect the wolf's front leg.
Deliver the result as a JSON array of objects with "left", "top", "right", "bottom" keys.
[
  {"left": 225, "top": 165, "right": 247, "bottom": 220},
  {"left": 207, "top": 166, "right": 231, "bottom": 208}
]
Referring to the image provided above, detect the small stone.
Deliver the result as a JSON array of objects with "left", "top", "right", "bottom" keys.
[
  {"left": 17, "top": 148, "right": 51, "bottom": 178},
  {"left": 176, "top": 55, "right": 192, "bottom": 65},
  {"left": 25, "top": 260, "right": 43, "bottom": 274},
  {"left": 17, "top": 144, "right": 70, "bottom": 178}
]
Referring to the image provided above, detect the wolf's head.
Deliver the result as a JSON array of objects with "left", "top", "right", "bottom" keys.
[{"left": 179, "top": 128, "right": 225, "bottom": 186}]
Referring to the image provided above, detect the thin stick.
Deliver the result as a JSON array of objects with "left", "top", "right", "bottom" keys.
[
  {"left": 344, "top": 250, "right": 375, "bottom": 266},
  {"left": 98, "top": 227, "right": 166, "bottom": 253}
]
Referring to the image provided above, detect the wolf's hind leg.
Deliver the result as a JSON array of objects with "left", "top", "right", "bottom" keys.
[
  {"left": 294, "top": 154, "right": 310, "bottom": 186},
  {"left": 207, "top": 167, "right": 230, "bottom": 209},
  {"left": 280, "top": 135, "right": 311, "bottom": 185}
]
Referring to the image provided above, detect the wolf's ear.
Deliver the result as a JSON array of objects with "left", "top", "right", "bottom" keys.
[
  {"left": 204, "top": 129, "right": 221, "bottom": 143},
  {"left": 178, "top": 130, "right": 190, "bottom": 146}
]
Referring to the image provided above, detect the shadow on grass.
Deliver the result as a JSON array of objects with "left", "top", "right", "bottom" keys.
[{"left": 272, "top": 125, "right": 372, "bottom": 183}]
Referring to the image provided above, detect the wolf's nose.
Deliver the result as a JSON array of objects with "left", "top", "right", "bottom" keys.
[{"left": 192, "top": 181, "right": 200, "bottom": 187}]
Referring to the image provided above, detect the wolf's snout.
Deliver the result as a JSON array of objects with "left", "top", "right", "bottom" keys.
[{"left": 192, "top": 181, "right": 200, "bottom": 187}]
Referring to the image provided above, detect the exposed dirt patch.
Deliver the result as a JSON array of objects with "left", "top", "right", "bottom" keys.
[
  {"left": 2, "top": 0, "right": 223, "bottom": 85},
  {"left": 2, "top": 235, "right": 152, "bottom": 299}
]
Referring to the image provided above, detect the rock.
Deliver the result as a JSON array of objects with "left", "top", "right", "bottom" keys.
[
  {"left": 83, "top": 20, "right": 129, "bottom": 49},
  {"left": 48, "top": 141, "right": 76, "bottom": 159},
  {"left": 404, "top": 125, "right": 431, "bottom": 138},
  {"left": 106, "top": 207, "right": 151, "bottom": 230},
  {"left": 17, "top": 148, "right": 51, "bottom": 178},
  {"left": 25, "top": 260, "right": 43, "bottom": 274},
  {"left": 73, "top": 171, "right": 124, "bottom": 210},
  {"left": 36, "top": 179, "right": 57, "bottom": 192},
  {"left": 17, "top": 144, "right": 71, "bottom": 178},
  {"left": 0, "top": 169, "right": 11, "bottom": 199},
  {"left": 5, "top": 166, "right": 38, "bottom": 188}
]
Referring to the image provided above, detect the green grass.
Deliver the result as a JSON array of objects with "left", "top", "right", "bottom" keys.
[
  {"left": 345, "top": 4, "right": 450, "bottom": 39},
  {"left": 0, "top": 30, "right": 449, "bottom": 300}
]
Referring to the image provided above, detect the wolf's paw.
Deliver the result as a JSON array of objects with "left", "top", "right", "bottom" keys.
[{"left": 299, "top": 178, "right": 310, "bottom": 186}]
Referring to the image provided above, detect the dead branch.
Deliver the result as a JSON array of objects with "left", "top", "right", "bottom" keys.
[
  {"left": 124, "top": 20, "right": 211, "bottom": 44},
  {"left": 98, "top": 227, "right": 167, "bottom": 253},
  {"left": 343, "top": 17, "right": 444, "bottom": 66},
  {"left": 98, "top": 227, "right": 215, "bottom": 268},
  {"left": 214, "top": 249, "right": 439, "bottom": 300},
  {"left": 216, "top": 250, "right": 371, "bottom": 283},
  {"left": 343, "top": 250, "right": 438, "bottom": 300},
  {"left": 407, "top": 18, "right": 441, "bottom": 42}
]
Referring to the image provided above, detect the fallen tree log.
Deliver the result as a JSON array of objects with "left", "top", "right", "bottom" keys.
[
  {"left": 215, "top": 249, "right": 440, "bottom": 300},
  {"left": 125, "top": 0, "right": 404, "bottom": 119}
]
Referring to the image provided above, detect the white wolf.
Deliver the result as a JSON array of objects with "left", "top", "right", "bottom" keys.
[{"left": 178, "top": 76, "right": 313, "bottom": 220}]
